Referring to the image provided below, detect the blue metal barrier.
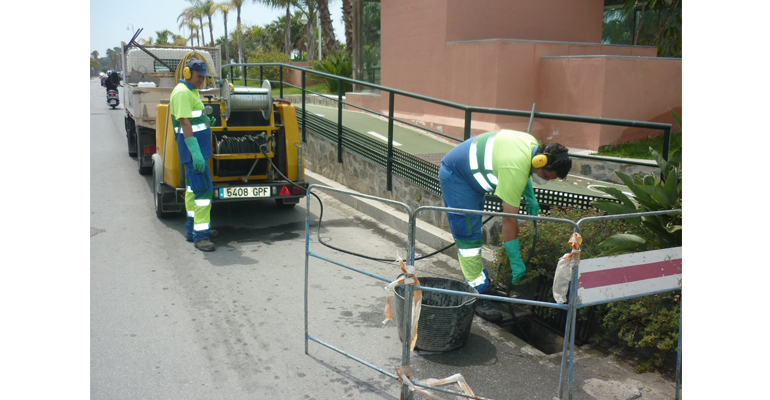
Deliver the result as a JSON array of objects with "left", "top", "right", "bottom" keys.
[{"left": 304, "top": 183, "right": 682, "bottom": 399}]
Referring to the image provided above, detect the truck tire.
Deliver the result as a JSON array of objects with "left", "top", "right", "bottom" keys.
[
  {"left": 137, "top": 128, "right": 152, "bottom": 175},
  {"left": 153, "top": 155, "right": 173, "bottom": 219},
  {"left": 127, "top": 118, "right": 137, "bottom": 157}
]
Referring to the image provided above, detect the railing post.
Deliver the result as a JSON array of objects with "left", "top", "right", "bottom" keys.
[
  {"left": 259, "top": 66, "right": 263, "bottom": 84},
  {"left": 387, "top": 91, "right": 395, "bottom": 191},
  {"left": 663, "top": 127, "right": 671, "bottom": 161},
  {"left": 464, "top": 109, "right": 472, "bottom": 140},
  {"left": 337, "top": 79, "right": 344, "bottom": 163},
  {"left": 301, "top": 70, "right": 306, "bottom": 143},
  {"left": 242, "top": 64, "right": 247, "bottom": 86},
  {"left": 279, "top": 65, "right": 284, "bottom": 99}
]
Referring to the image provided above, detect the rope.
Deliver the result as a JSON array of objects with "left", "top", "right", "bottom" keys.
[{"left": 174, "top": 51, "right": 215, "bottom": 88}]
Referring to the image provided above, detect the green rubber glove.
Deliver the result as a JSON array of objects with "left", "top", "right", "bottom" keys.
[
  {"left": 209, "top": 116, "right": 216, "bottom": 126},
  {"left": 523, "top": 178, "right": 540, "bottom": 216},
  {"left": 504, "top": 239, "right": 527, "bottom": 285},
  {"left": 184, "top": 136, "right": 206, "bottom": 172}
]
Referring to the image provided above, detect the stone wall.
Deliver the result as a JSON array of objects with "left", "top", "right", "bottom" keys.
[{"left": 570, "top": 157, "right": 659, "bottom": 185}]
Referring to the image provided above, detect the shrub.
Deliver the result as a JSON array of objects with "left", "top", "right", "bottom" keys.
[
  {"left": 246, "top": 50, "right": 290, "bottom": 84},
  {"left": 490, "top": 204, "right": 680, "bottom": 374},
  {"left": 588, "top": 141, "right": 682, "bottom": 374},
  {"left": 599, "top": 291, "right": 680, "bottom": 373},
  {"left": 491, "top": 206, "right": 628, "bottom": 288},
  {"left": 311, "top": 48, "right": 352, "bottom": 94}
]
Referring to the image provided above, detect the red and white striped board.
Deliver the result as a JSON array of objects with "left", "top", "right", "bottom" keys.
[{"left": 577, "top": 247, "right": 682, "bottom": 306}]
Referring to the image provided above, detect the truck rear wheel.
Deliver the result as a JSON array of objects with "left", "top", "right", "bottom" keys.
[
  {"left": 153, "top": 156, "right": 173, "bottom": 219},
  {"left": 127, "top": 118, "right": 137, "bottom": 157}
]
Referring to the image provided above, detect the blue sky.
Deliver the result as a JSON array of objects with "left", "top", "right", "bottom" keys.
[{"left": 90, "top": 0, "right": 346, "bottom": 59}]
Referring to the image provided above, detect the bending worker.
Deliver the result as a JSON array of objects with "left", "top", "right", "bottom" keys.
[
  {"left": 439, "top": 129, "right": 571, "bottom": 322},
  {"left": 170, "top": 58, "right": 217, "bottom": 252}
]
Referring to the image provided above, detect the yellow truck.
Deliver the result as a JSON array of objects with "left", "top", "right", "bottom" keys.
[
  {"left": 152, "top": 79, "right": 307, "bottom": 217},
  {"left": 120, "top": 42, "right": 306, "bottom": 217}
]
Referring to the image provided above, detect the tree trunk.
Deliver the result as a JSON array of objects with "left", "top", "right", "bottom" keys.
[
  {"left": 285, "top": 6, "right": 292, "bottom": 56},
  {"left": 652, "top": 0, "right": 680, "bottom": 50},
  {"left": 633, "top": 1, "right": 645, "bottom": 46},
  {"left": 306, "top": 19, "right": 315, "bottom": 63},
  {"left": 352, "top": 0, "right": 363, "bottom": 91},
  {"left": 237, "top": 8, "right": 244, "bottom": 64},
  {"left": 223, "top": 13, "right": 230, "bottom": 64},
  {"left": 199, "top": 17, "right": 206, "bottom": 47},
  {"left": 317, "top": 0, "right": 338, "bottom": 58},
  {"left": 343, "top": 0, "right": 353, "bottom": 58},
  {"left": 208, "top": 15, "right": 215, "bottom": 47}
]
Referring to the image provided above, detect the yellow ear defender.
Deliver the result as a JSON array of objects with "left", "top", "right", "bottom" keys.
[
  {"left": 531, "top": 154, "right": 548, "bottom": 169},
  {"left": 532, "top": 150, "right": 569, "bottom": 169},
  {"left": 183, "top": 66, "right": 192, "bottom": 80}
]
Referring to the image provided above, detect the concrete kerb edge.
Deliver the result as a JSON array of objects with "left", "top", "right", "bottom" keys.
[{"left": 304, "top": 170, "right": 496, "bottom": 265}]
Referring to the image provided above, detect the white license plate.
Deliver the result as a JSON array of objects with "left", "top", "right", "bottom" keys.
[
  {"left": 219, "top": 186, "right": 270, "bottom": 199},
  {"left": 109, "top": 100, "right": 117, "bottom": 104}
]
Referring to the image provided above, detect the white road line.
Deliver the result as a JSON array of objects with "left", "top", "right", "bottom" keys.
[{"left": 367, "top": 131, "right": 402, "bottom": 146}]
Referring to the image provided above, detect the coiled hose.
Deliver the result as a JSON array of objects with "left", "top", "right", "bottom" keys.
[
  {"left": 261, "top": 145, "right": 535, "bottom": 338},
  {"left": 174, "top": 51, "right": 215, "bottom": 88}
]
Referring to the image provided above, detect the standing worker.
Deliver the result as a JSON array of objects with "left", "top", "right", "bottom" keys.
[
  {"left": 439, "top": 129, "right": 571, "bottom": 322},
  {"left": 170, "top": 59, "right": 217, "bottom": 252}
]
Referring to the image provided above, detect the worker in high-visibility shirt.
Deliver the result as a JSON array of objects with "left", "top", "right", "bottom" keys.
[
  {"left": 170, "top": 59, "right": 217, "bottom": 252},
  {"left": 439, "top": 129, "right": 572, "bottom": 322}
]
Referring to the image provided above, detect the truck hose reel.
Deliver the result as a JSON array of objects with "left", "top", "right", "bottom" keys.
[
  {"left": 214, "top": 134, "right": 270, "bottom": 177},
  {"left": 220, "top": 79, "right": 273, "bottom": 121}
]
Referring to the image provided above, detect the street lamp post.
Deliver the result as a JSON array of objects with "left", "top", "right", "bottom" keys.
[{"left": 299, "top": 16, "right": 308, "bottom": 61}]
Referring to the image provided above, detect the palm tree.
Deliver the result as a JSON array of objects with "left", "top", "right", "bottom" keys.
[
  {"left": 316, "top": 0, "right": 338, "bottom": 58},
  {"left": 182, "top": 0, "right": 208, "bottom": 47},
  {"left": 230, "top": 0, "right": 247, "bottom": 65},
  {"left": 172, "top": 34, "right": 188, "bottom": 46},
  {"left": 295, "top": 0, "right": 318, "bottom": 62},
  {"left": 613, "top": 0, "right": 682, "bottom": 56},
  {"left": 260, "top": 0, "right": 297, "bottom": 57},
  {"left": 214, "top": 1, "right": 233, "bottom": 62},
  {"left": 105, "top": 47, "right": 122, "bottom": 70},
  {"left": 263, "top": 18, "right": 286, "bottom": 52},
  {"left": 155, "top": 30, "right": 173, "bottom": 45},
  {"left": 342, "top": 0, "right": 352, "bottom": 57},
  {"left": 178, "top": 8, "right": 200, "bottom": 45},
  {"left": 200, "top": 0, "right": 217, "bottom": 47},
  {"left": 91, "top": 50, "right": 99, "bottom": 59}
]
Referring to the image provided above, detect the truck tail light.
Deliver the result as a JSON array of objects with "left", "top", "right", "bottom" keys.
[{"left": 144, "top": 145, "right": 157, "bottom": 155}]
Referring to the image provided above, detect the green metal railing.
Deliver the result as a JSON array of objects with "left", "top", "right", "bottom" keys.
[{"left": 221, "top": 62, "right": 672, "bottom": 201}]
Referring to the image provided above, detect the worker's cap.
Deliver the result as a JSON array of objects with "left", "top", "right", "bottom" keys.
[{"left": 186, "top": 59, "right": 211, "bottom": 77}]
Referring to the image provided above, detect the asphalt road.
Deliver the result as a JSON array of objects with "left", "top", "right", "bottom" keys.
[{"left": 89, "top": 78, "right": 677, "bottom": 400}]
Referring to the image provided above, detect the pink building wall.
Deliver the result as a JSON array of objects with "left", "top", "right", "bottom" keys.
[{"left": 345, "top": 0, "right": 682, "bottom": 151}]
